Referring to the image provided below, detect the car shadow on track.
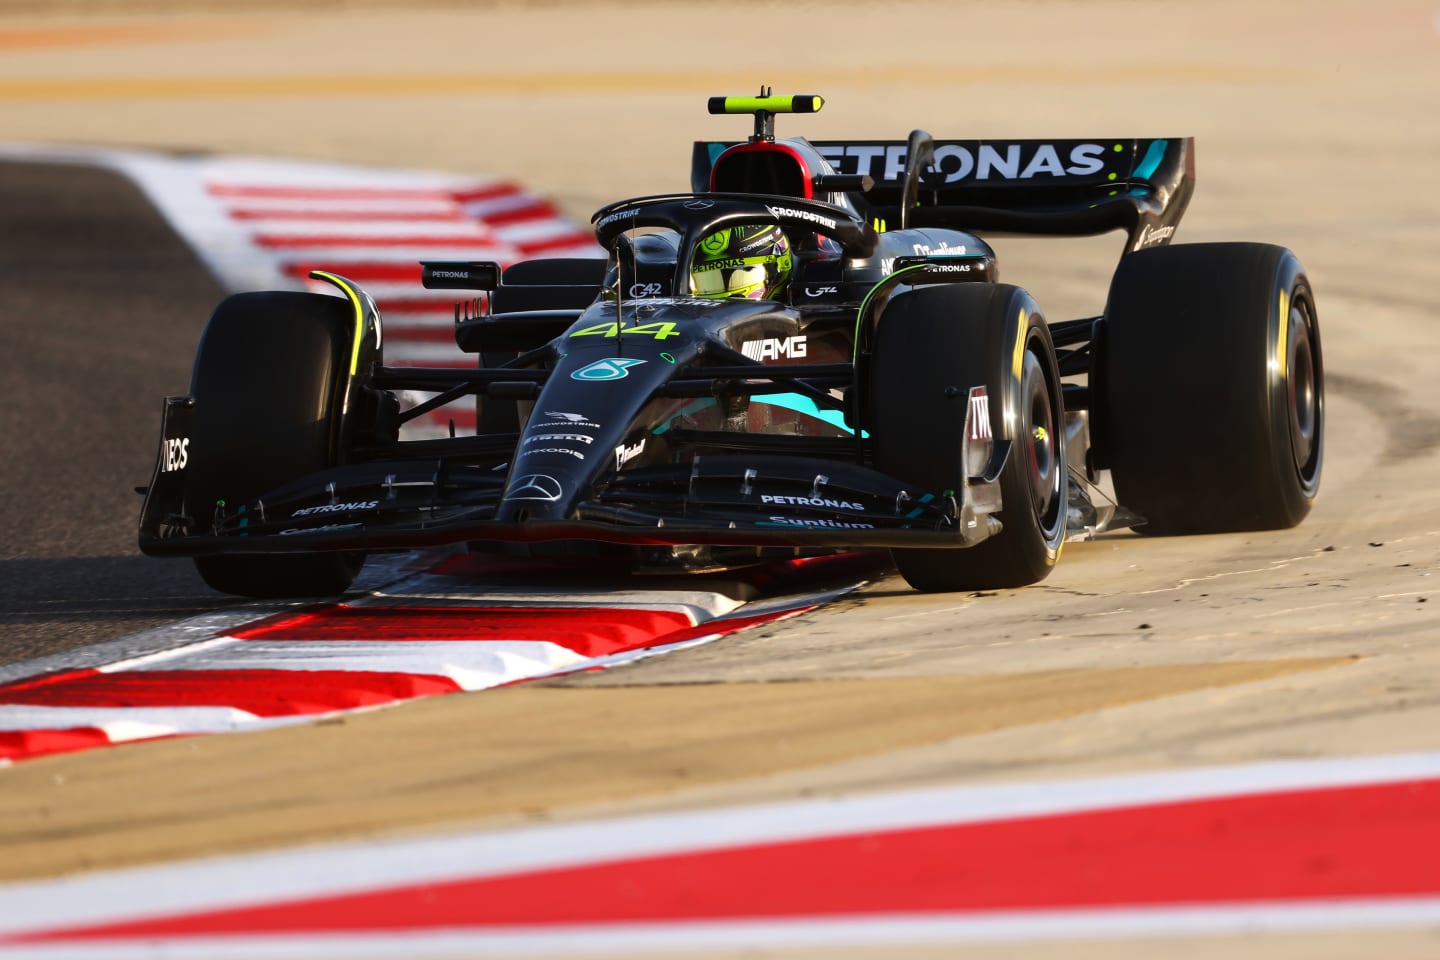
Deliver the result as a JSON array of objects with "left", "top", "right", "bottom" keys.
[{"left": 0, "top": 555, "right": 235, "bottom": 666}]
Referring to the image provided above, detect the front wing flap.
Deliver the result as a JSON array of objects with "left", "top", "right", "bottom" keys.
[{"left": 139, "top": 450, "right": 1006, "bottom": 555}]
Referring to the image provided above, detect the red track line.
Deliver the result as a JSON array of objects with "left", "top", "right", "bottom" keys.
[
  {"left": 411, "top": 410, "right": 479, "bottom": 432},
  {"left": 449, "top": 184, "right": 528, "bottom": 204},
  {"left": 0, "top": 670, "right": 461, "bottom": 717},
  {"left": 373, "top": 296, "right": 476, "bottom": 311},
  {"left": 32, "top": 777, "right": 1437, "bottom": 937},
  {"left": 383, "top": 326, "right": 464, "bottom": 343},
  {"left": 479, "top": 201, "right": 560, "bottom": 226},
  {"left": 206, "top": 183, "right": 520, "bottom": 202},
  {"left": 254, "top": 235, "right": 499, "bottom": 249},
  {"left": 281, "top": 262, "right": 428, "bottom": 282},
  {"left": 0, "top": 726, "right": 110, "bottom": 762},
  {"left": 387, "top": 357, "right": 476, "bottom": 370},
  {"left": 231, "top": 605, "right": 695, "bottom": 658},
  {"left": 228, "top": 209, "right": 468, "bottom": 223},
  {"left": 514, "top": 234, "right": 601, "bottom": 256},
  {"left": 0, "top": 667, "right": 103, "bottom": 693}
]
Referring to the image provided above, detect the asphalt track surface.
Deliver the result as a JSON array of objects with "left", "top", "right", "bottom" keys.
[
  {"left": 2, "top": 2, "right": 1440, "bottom": 956},
  {"left": 0, "top": 162, "right": 233, "bottom": 662}
]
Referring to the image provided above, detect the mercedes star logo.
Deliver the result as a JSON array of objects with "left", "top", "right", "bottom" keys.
[{"left": 508, "top": 474, "right": 563, "bottom": 501}]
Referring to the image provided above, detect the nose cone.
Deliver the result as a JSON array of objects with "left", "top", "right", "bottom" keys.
[
  {"left": 495, "top": 305, "right": 705, "bottom": 523},
  {"left": 497, "top": 405, "right": 608, "bottom": 522},
  {"left": 494, "top": 296, "right": 791, "bottom": 524}
]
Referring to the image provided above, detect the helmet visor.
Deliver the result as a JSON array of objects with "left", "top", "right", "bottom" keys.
[{"left": 690, "top": 261, "right": 773, "bottom": 299}]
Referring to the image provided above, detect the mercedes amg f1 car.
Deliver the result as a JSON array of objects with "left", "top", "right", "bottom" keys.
[{"left": 138, "top": 93, "right": 1324, "bottom": 597}]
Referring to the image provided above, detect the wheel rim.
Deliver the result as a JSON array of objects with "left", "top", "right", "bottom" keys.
[
  {"left": 1286, "top": 297, "right": 1321, "bottom": 482},
  {"left": 1021, "top": 349, "right": 1059, "bottom": 523}
]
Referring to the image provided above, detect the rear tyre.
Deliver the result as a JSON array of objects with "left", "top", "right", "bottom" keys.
[
  {"left": 1102, "top": 243, "right": 1323, "bottom": 534},
  {"left": 872, "top": 284, "right": 1066, "bottom": 592},
  {"left": 187, "top": 292, "right": 365, "bottom": 597}
]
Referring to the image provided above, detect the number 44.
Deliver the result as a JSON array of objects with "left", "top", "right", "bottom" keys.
[{"left": 570, "top": 322, "right": 680, "bottom": 341}]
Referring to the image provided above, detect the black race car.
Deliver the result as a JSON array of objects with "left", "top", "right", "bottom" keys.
[{"left": 139, "top": 93, "right": 1323, "bottom": 597}]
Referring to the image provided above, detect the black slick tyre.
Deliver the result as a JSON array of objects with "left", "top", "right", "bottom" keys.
[
  {"left": 1101, "top": 243, "right": 1323, "bottom": 534},
  {"left": 187, "top": 292, "right": 365, "bottom": 597},
  {"left": 872, "top": 284, "right": 1066, "bottom": 592}
]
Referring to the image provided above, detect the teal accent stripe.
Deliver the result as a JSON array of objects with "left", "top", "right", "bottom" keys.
[
  {"left": 753, "top": 393, "right": 866, "bottom": 437},
  {"left": 1134, "top": 140, "right": 1167, "bottom": 181},
  {"left": 905, "top": 492, "right": 935, "bottom": 519},
  {"left": 654, "top": 393, "right": 865, "bottom": 437}
]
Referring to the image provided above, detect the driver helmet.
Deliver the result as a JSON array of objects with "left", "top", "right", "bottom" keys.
[{"left": 689, "top": 224, "right": 793, "bottom": 300}]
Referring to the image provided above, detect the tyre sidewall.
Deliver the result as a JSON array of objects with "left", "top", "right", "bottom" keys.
[
  {"left": 1102, "top": 243, "right": 1323, "bottom": 534},
  {"left": 186, "top": 292, "right": 352, "bottom": 524},
  {"left": 187, "top": 292, "right": 362, "bottom": 597},
  {"left": 871, "top": 283, "right": 1065, "bottom": 590}
]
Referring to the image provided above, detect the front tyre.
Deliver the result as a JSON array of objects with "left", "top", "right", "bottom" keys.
[
  {"left": 1102, "top": 243, "right": 1323, "bottom": 534},
  {"left": 187, "top": 292, "right": 365, "bottom": 597},
  {"left": 872, "top": 284, "right": 1066, "bottom": 592}
]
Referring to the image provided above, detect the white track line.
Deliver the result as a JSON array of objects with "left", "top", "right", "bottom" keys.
[
  {"left": 135, "top": 639, "right": 588, "bottom": 689},
  {"left": 2, "top": 751, "right": 1438, "bottom": 938},
  {"left": 6, "top": 901, "right": 1440, "bottom": 959}
]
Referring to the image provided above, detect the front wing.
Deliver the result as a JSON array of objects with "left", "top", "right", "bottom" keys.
[{"left": 139, "top": 400, "right": 1009, "bottom": 556}]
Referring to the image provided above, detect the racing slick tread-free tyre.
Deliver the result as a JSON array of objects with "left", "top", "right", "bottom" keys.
[
  {"left": 187, "top": 292, "right": 365, "bottom": 597},
  {"left": 1102, "top": 243, "right": 1323, "bottom": 535},
  {"left": 872, "top": 284, "right": 1066, "bottom": 592}
]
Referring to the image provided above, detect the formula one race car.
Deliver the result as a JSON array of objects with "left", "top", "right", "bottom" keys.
[{"left": 139, "top": 92, "right": 1323, "bottom": 597}]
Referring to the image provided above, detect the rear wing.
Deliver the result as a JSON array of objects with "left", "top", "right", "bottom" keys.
[{"left": 692, "top": 137, "right": 1195, "bottom": 252}]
